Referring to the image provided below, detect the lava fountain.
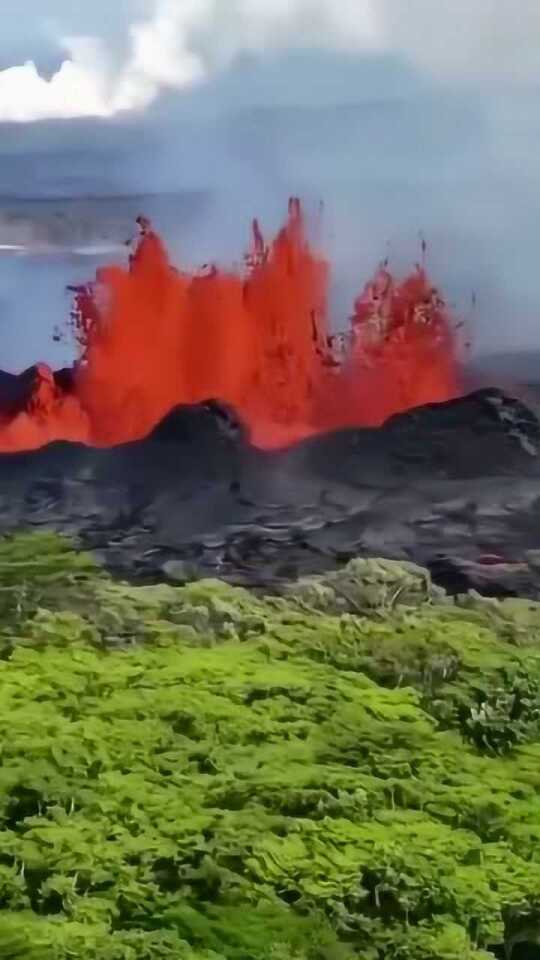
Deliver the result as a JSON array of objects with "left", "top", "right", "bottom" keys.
[{"left": 0, "top": 199, "right": 461, "bottom": 452}]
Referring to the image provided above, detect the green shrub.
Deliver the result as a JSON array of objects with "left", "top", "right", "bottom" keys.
[{"left": 0, "top": 534, "right": 538, "bottom": 957}]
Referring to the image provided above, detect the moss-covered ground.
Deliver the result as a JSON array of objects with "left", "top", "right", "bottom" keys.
[{"left": 0, "top": 534, "right": 539, "bottom": 958}]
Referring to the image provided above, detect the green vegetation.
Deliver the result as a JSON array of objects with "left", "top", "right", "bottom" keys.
[{"left": 0, "top": 535, "right": 539, "bottom": 957}]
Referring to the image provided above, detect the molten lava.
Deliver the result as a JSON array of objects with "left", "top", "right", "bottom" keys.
[{"left": 0, "top": 199, "right": 460, "bottom": 452}]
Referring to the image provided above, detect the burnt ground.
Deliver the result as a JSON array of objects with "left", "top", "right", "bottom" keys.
[{"left": 0, "top": 387, "right": 540, "bottom": 596}]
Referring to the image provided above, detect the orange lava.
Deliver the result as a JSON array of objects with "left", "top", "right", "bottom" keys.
[{"left": 0, "top": 199, "right": 460, "bottom": 452}]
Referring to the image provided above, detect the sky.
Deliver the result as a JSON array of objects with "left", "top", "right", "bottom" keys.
[{"left": 1, "top": 1, "right": 540, "bottom": 368}]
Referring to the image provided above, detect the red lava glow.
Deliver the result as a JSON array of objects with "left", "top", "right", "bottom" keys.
[{"left": 0, "top": 199, "right": 461, "bottom": 452}]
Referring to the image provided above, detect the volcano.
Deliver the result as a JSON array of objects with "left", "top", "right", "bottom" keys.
[{"left": 0, "top": 201, "right": 537, "bottom": 596}]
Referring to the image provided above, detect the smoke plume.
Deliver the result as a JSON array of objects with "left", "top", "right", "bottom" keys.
[
  {"left": 0, "top": 0, "right": 380, "bottom": 121},
  {"left": 1, "top": 1, "right": 540, "bottom": 123}
]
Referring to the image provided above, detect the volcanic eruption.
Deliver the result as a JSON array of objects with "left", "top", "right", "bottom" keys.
[
  {"left": 0, "top": 199, "right": 461, "bottom": 452},
  {"left": 0, "top": 200, "right": 537, "bottom": 594}
]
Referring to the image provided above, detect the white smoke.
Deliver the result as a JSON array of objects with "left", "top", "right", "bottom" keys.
[
  {"left": 0, "top": 0, "right": 380, "bottom": 122},
  {"left": 1, "top": 0, "right": 539, "bottom": 123},
  {"left": 2, "top": 0, "right": 540, "bottom": 123}
]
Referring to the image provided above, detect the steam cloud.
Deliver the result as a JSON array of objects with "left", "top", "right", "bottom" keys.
[
  {"left": 1, "top": 0, "right": 538, "bottom": 122},
  {"left": 0, "top": 0, "right": 379, "bottom": 121}
]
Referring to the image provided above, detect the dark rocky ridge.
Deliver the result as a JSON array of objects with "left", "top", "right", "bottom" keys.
[
  {"left": 0, "top": 365, "right": 75, "bottom": 415},
  {"left": 0, "top": 387, "right": 540, "bottom": 595}
]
